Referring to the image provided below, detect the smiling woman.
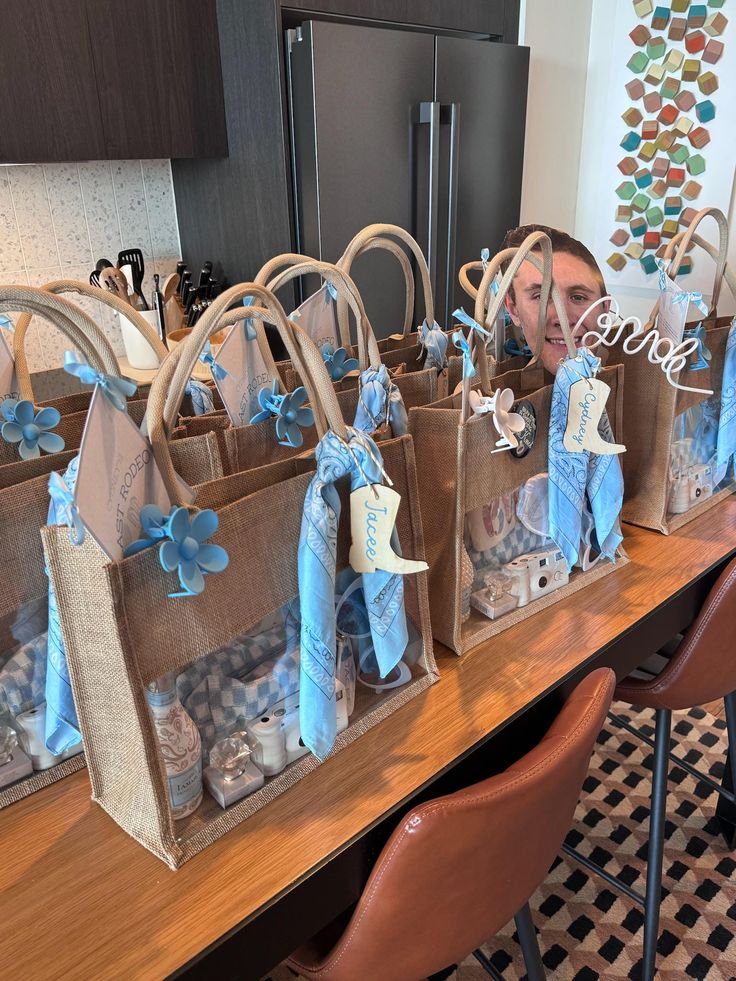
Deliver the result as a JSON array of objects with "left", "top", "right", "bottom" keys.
[{"left": 499, "top": 224, "right": 608, "bottom": 375}]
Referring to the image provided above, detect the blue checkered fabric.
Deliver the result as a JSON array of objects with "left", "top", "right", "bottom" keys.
[
  {"left": 176, "top": 621, "right": 300, "bottom": 756},
  {"left": 465, "top": 521, "right": 552, "bottom": 591},
  {"left": 0, "top": 632, "right": 48, "bottom": 717}
]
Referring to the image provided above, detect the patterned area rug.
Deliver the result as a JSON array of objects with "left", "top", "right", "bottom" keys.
[{"left": 263, "top": 704, "right": 736, "bottom": 980}]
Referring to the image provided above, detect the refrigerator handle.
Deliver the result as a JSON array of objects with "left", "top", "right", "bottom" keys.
[
  {"left": 441, "top": 102, "right": 460, "bottom": 328},
  {"left": 418, "top": 101, "right": 441, "bottom": 293}
]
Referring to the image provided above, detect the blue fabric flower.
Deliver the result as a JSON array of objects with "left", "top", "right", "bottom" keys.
[
  {"left": 124, "top": 505, "right": 228, "bottom": 597},
  {"left": 1, "top": 399, "right": 64, "bottom": 459},
  {"left": 322, "top": 343, "right": 358, "bottom": 381},
  {"left": 250, "top": 380, "right": 314, "bottom": 448}
]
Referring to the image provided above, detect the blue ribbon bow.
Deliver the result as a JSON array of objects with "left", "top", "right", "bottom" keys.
[
  {"left": 480, "top": 247, "right": 490, "bottom": 270},
  {"left": 298, "top": 429, "right": 409, "bottom": 759},
  {"left": 199, "top": 341, "right": 229, "bottom": 382},
  {"left": 452, "top": 330, "right": 475, "bottom": 380},
  {"left": 548, "top": 348, "right": 624, "bottom": 572},
  {"left": 418, "top": 318, "right": 448, "bottom": 371},
  {"left": 242, "top": 296, "right": 257, "bottom": 341},
  {"left": 353, "top": 364, "right": 408, "bottom": 436},
  {"left": 63, "top": 352, "right": 137, "bottom": 412},
  {"left": 47, "top": 468, "right": 84, "bottom": 545},
  {"left": 656, "top": 258, "right": 709, "bottom": 318}
]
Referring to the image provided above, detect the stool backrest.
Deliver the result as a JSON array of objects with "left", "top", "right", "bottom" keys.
[
  {"left": 638, "top": 555, "right": 736, "bottom": 710},
  {"left": 291, "top": 668, "right": 614, "bottom": 981}
]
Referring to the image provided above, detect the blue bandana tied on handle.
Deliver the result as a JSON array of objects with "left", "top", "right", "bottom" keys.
[
  {"left": 298, "top": 429, "right": 409, "bottom": 759},
  {"left": 353, "top": 364, "right": 408, "bottom": 436},
  {"left": 548, "top": 348, "right": 624, "bottom": 571}
]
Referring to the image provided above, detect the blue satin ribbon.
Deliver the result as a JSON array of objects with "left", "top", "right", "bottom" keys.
[
  {"left": 0, "top": 315, "right": 12, "bottom": 330},
  {"left": 47, "top": 469, "right": 84, "bottom": 545},
  {"left": 199, "top": 340, "right": 229, "bottom": 382},
  {"left": 242, "top": 296, "right": 257, "bottom": 341},
  {"left": 63, "top": 352, "right": 137, "bottom": 412},
  {"left": 548, "top": 348, "right": 624, "bottom": 571},
  {"left": 298, "top": 429, "right": 408, "bottom": 759},
  {"left": 656, "top": 258, "right": 709, "bottom": 317},
  {"left": 480, "top": 248, "right": 490, "bottom": 270},
  {"left": 717, "top": 318, "right": 736, "bottom": 471},
  {"left": 452, "top": 331, "right": 475, "bottom": 380},
  {"left": 418, "top": 319, "right": 448, "bottom": 371},
  {"left": 353, "top": 364, "right": 408, "bottom": 436},
  {"left": 325, "top": 280, "right": 338, "bottom": 302},
  {"left": 683, "top": 322, "right": 712, "bottom": 371}
]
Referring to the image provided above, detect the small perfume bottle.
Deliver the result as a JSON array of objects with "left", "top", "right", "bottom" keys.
[{"left": 146, "top": 672, "right": 203, "bottom": 820}]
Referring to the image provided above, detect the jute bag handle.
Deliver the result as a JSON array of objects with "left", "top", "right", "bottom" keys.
[
  {"left": 473, "top": 232, "right": 573, "bottom": 394},
  {"left": 645, "top": 208, "right": 729, "bottom": 330},
  {"left": 663, "top": 225, "right": 736, "bottom": 305},
  {"left": 266, "top": 259, "right": 381, "bottom": 371},
  {"left": 12, "top": 281, "right": 168, "bottom": 397},
  {"left": 254, "top": 253, "right": 352, "bottom": 350},
  {"left": 458, "top": 259, "right": 485, "bottom": 306},
  {"left": 336, "top": 223, "right": 434, "bottom": 338},
  {"left": 0, "top": 286, "right": 119, "bottom": 399},
  {"left": 149, "top": 285, "right": 326, "bottom": 500},
  {"left": 336, "top": 236, "right": 415, "bottom": 338}
]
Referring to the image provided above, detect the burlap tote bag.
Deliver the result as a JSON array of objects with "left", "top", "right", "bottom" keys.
[
  {"left": 602, "top": 207, "right": 736, "bottom": 533},
  {"left": 408, "top": 233, "right": 627, "bottom": 655},
  {"left": 43, "top": 284, "right": 437, "bottom": 868}
]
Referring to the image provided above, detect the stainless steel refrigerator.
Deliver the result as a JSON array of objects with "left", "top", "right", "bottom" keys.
[{"left": 286, "top": 19, "right": 529, "bottom": 335}]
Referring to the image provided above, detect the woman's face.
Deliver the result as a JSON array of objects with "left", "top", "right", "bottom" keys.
[{"left": 504, "top": 251, "right": 607, "bottom": 375}]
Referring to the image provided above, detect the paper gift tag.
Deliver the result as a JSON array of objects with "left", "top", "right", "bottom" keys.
[
  {"left": 213, "top": 320, "right": 271, "bottom": 426},
  {"left": 74, "top": 387, "right": 189, "bottom": 560},
  {"left": 290, "top": 284, "right": 339, "bottom": 350},
  {"left": 656, "top": 267, "right": 691, "bottom": 347},
  {"left": 0, "top": 329, "right": 19, "bottom": 402},
  {"left": 349, "top": 484, "right": 428, "bottom": 575},
  {"left": 563, "top": 378, "right": 626, "bottom": 455}
]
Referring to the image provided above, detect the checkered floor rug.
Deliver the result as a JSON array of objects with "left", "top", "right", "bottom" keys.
[{"left": 264, "top": 703, "right": 736, "bottom": 980}]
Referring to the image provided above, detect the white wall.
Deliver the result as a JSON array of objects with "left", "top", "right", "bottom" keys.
[{"left": 518, "top": 0, "right": 593, "bottom": 232}]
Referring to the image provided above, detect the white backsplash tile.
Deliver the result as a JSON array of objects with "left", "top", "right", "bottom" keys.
[{"left": 0, "top": 159, "right": 180, "bottom": 371}]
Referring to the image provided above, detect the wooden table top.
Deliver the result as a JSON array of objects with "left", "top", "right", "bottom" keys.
[{"left": 2, "top": 502, "right": 736, "bottom": 981}]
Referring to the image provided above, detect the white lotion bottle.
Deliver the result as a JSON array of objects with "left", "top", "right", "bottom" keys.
[{"left": 146, "top": 672, "right": 203, "bottom": 820}]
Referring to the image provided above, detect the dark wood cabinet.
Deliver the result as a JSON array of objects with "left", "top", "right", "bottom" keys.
[
  {"left": 0, "top": 0, "right": 107, "bottom": 163},
  {"left": 0, "top": 0, "right": 227, "bottom": 163},
  {"left": 89, "top": 0, "right": 227, "bottom": 160}
]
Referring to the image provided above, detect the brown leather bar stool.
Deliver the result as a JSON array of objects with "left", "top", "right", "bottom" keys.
[
  {"left": 286, "top": 668, "right": 615, "bottom": 981},
  {"left": 574, "top": 557, "right": 736, "bottom": 981}
]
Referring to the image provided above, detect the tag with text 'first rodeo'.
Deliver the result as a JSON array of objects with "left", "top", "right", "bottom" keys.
[
  {"left": 74, "top": 387, "right": 192, "bottom": 560},
  {"left": 291, "top": 284, "right": 339, "bottom": 350},
  {"left": 0, "top": 329, "right": 18, "bottom": 403},
  {"left": 563, "top": 378, "right": 626, "bottom": 455},
  {"left": 349, "top": 484, "right": 428, "bottom": 576},
  {"left": 213, "top": 319, "right": 271, "bottom": 426}
]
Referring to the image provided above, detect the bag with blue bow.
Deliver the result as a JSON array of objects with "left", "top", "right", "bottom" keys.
[
  {"left": 42, "top": 282, "right": 437, "bottom": 868},
  {"left": 407, "top": 232, "right": 627, "bottom": 655},
  {"left": 335, "top": 223, "right": 455, "bottom": 395},
  {"left": 605, "top": 207, "right": 736, "bottom": 533},
  {"left": 257, "top": 258, "right": 437, "bottom": 445}
]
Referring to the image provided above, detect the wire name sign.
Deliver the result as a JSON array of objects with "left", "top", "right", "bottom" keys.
[{"left": 572, "top": 295, "right": 713, "bottom": 397}]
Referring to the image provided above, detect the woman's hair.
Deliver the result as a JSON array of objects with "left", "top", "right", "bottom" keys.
[{"left": 499, "top": 224, "right": 607, "bottom": 299}]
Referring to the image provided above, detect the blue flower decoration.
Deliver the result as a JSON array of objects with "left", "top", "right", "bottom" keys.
[
  {"left": 1, "top": 399, "right": 64, "bottom": 460},
  {"left": 322, "top": 343, "right": 359, "bottom": 381},
  {"left": 249, "top": 380, "right": 314, "bottom": 448},
  {"left": 124, "top": 504, "right": 228, "bottom": 597}
]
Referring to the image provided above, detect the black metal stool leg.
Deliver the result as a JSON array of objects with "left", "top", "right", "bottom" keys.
[
  {"left": 515, "top": 903, "right": 545, "bottom": 981},
  {"left": 642, "top": 707, "right": 671, "bottom": 981}
]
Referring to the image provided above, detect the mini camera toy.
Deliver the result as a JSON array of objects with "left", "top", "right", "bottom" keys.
[
  {"left": 668, "top": 463, "right": 713, "bottom": 514},
  {"left": 502, "top": 546, "right": 569, "bottom": 608}
]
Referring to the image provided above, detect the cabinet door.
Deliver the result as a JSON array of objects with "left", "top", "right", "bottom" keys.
[
  {"left": 89, "top": 0, "right": 227, "bottom": 159},
  {"left": 288, "top": 20, "right": 434, "bottom": 337},
  {"left": 436, "top": 37, "right": 529, "bottom": 322},
  {"left": 0, "top": 0, "right": 106, "bottom": 163}
]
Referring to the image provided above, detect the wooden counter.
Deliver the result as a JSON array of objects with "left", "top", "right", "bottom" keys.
[{"left": 2, "top": 501, "right": 735, "bottom": 981}]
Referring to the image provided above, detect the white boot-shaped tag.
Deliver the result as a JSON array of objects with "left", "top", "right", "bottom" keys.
[
  {"left": 349, "top": 484, "right": 429, "bottom": 575},
  {"left": 563, "top": 378, "right": 626, "bottom": 455}
]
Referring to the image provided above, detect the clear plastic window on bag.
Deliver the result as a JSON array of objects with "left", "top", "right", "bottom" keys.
[
  {"left": 463, "top": 471, "right": 608, "bottom": 624},
  {"left": 141, "top": 575, "right": 426, "bottom": 838},
  {"left": 668, "top": 396, "right": 733, "bottom": 516}
]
